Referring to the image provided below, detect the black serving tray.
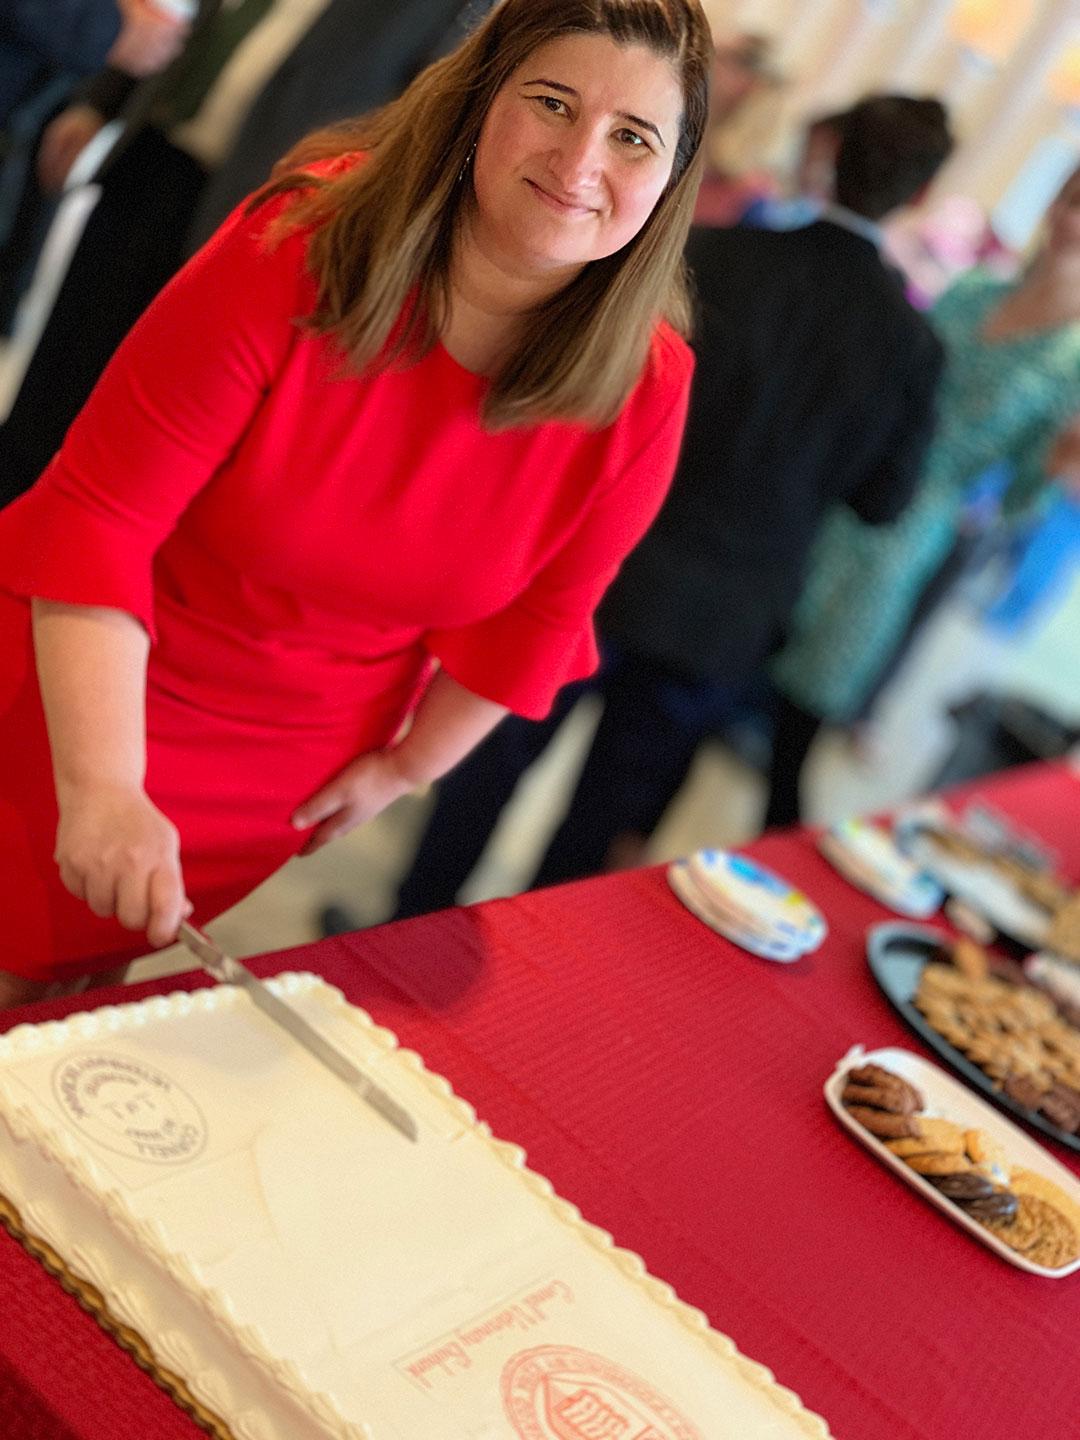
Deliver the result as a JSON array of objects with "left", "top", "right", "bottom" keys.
[{"left": 866, "top": 921, "right": 1080, "bottom": 1155}]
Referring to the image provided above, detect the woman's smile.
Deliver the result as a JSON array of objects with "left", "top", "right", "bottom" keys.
[{"left": 523, "top": 176, "right": 598, "bottom": 217}]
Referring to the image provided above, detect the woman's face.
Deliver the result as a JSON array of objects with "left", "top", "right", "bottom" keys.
[
  {"left": 1046, "top": 169, "right": 1080, "bottom": 258},
  {"left": 471, "top": 32, "right": 683, "bottom": 279}
]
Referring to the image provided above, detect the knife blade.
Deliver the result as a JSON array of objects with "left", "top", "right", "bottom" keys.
[{"left": 178, "top": 921, "right": 418, "bottom": 1142}]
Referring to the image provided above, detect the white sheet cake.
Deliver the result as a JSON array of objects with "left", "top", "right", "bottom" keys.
[{"left": 0, "top": 974, "right": 831, "bottom": 1439}]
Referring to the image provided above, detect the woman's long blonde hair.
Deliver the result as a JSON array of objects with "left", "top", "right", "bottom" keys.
[{"left": 255, "top": 0, "right": 712, "bottom": 429}]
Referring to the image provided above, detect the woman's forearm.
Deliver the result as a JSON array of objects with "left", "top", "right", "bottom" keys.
[
  {"left": 31, "top": 599, "right": 150, "bottom": 801},
  {"left": 31, "top": 599, "right": 189, "bottom": 945},
  {"left": 291, "top": 668, "right": 509, "bottom": 849},
  {"left": 389, "top": 668, "right": 508, "bottom": 788}
]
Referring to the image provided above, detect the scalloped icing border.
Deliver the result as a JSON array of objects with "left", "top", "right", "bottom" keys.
[
  {"left": 0, "top": 1190, "right": 234, "bottom": 1440},
  {"left": 0, "top": 975, "right": 832, "bottom": 1440}
]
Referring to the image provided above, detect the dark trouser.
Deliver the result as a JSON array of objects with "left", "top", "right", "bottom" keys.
[
  {"left": 0, "top": 126, "right": 206, "bottom": 508},
  {"left": 394, "top": 648, "right": 749, "bottom": 918},
  {"left": 761, "top": 692, "right": 823, "bottom": 830},
  {"left": 393, "top": 682, "right": 583, "bottom": 918}
]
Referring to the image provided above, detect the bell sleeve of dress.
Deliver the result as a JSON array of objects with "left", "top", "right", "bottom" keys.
[
  {"left": 0, "top": 195, "right": 316, "bottom": 639},
  {"left": 425, "top": 330, "right": 694, "bottom": 720}
]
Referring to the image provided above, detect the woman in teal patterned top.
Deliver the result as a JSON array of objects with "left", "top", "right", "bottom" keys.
[{"left": 766, "top": 166, "right": 1080, "bottom": 823}]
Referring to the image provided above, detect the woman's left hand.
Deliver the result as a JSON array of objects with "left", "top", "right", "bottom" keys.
[{"left": 291, "top": 751, "right": 414, "bottom": 855}]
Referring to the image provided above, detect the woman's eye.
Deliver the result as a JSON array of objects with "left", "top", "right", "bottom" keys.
[
  {"left": 536, "top": 94, "right": 568, "bottom": 115},
  {"left": 616, "top": 128, "right": 647, "bottom": 149}
]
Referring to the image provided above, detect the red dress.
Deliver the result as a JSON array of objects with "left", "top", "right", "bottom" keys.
[{"left": 0, "top": 187, "right": 692, "bottom": 979}]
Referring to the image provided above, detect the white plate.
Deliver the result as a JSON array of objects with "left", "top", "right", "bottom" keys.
[
  {"left": 819, "top": 821, "right": 943, "bottom": 920},
  {"left": 667, "top": 862, "right": 807, "bottom": 962},
  {"left": 690, "top": 849, "right": 827, "bottom": 946},
  {"left": 824, "top": 1045, "right": 1080, "bottom": 1277},
  {"left": 897, "top": 826, "right": 1050, "bottom": 950}
]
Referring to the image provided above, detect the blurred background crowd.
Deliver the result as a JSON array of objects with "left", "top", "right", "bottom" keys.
[{"left": 2, "top": 0, "right": 1080, "bottom": 966}]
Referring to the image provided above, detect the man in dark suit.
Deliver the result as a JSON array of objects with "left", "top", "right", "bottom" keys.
[
  {"left": 188, "top": 0, "right": 488, "bottom": 245},
  {"left": 392, "top": 94, "right": 955, "bottom": 917}
]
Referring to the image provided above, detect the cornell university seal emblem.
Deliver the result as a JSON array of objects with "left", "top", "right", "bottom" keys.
[
  {"left": 51, "top": 1052, "right": 207, "bottom": 1164},
  {"left": 501, "top": 1345, "right": 704, "bottom": 1440}
]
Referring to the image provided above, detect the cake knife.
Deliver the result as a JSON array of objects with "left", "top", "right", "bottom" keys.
[{"left": 177, "top": 921, "right": 419, "bottom": 1142}]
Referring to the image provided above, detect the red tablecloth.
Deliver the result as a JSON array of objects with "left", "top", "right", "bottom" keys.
[{"left": 3, "top": 761, "right": 1079, "bottom": 1440}]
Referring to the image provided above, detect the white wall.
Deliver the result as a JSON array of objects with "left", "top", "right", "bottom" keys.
[{"left": 703, "top": 0, "right": 1080, "bottom": 236}]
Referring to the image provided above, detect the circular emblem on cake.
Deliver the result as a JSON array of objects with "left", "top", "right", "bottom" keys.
[
  {"left": 501, "top": 1344, "right": 704, "bottom": 1440},
  {"left": 51, "top": 1052, "right": 207, "bottom": 1164}
]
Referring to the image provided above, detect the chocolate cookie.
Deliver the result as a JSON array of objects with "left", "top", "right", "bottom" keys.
[
  {"left": 984, "top": 954, "right": 1029, "bottom": 987},
  {"left": 845, "top": 1065, "right": 923, "bottom": 1111},
  {"left": 841, "top": 1081, "right": 919, "bottom": 1115},
  {"left": 964, "top": 1190, "right": 1018, "bottom": 1222},
  {"left": 1003, "top": 1074, "right": 1044, "bottom": 1112},
  {"left": 845, "top": 1105, "right": 921, "bottom": 1139},
  {"left": 930, "top": 1173, "right": 995, "bottom": 1201},
  {"left": 1038, "top": 1084, "right": 1080, "bottom": 1135}
]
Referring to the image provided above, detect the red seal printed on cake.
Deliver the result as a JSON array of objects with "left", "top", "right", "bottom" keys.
[
  {"left": 502, "top": 1345, "right": 704, "bottom": 1440},
  {"left": 51, "top": 1052, "right": 207, "bottom": 1163}
]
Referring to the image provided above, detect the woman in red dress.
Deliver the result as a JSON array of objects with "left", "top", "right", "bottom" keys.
[{"left": 0, "top": 0, "right": 710, "bottom": 1003}]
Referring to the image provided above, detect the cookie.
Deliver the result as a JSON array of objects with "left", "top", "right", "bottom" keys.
[
  {"left": 951, "top": 936, "right": 990, "bottom": 980},
  {"left": 1003, "top": 1074, "right": 1044, "bottom": 1111},
  {"left": 963, "top": 1128, "right": 1010, "bottom": 1179},
  {"left": 841, "top": 1081, "right": 920, "bottom": 1115},
  {"left": 1038, "top": 1084, "right": 1080, "bottom": 1135},
  {"left": 984, "top": 954, "right": 1029, "bottom": 987},
  {"left": 964, "top": 1189, "right": 1018, "bottom": 1222},
  {"left": 983, "top": 1194, "right": 1080, "bottom": 1269},
  {"left": 1009, "top": 1169, "right": 1080, "bottom": 1237},
  {"left": 845, "top": 1065, "right": 924, "bottom": 1110},
  {"left": 930, "top": 1172, "right": 995, "bottom": 1201},
  {"left": 845, "top": 1105, "right": 921, "bottom": 1139},
  {"left": 918, "top": 963, "right": 980, "bottom": 998},
  {"left": 905, "top": 1151, "right": 975, "bottom": 1177},
  {"left": 883, "top": 1117, "right": 965, "bottom": 1156}
]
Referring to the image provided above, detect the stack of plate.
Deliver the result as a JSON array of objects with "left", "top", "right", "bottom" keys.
[
  {"left": 668, "top": 849, "right": 826, "bottom": 961},
  {"left": 819, "top": 817, "right": 943, "bottom": 919}
]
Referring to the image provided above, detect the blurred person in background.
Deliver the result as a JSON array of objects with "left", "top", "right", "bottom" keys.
[
  {"left": 187, "top": 0, "right": 489, "bottom": 244},
  {"left": 393, "top": 93, "right": 953, "bottom": 919},
  {"left": 884, "top": 192, "right": 1017, "bottom": 312},
  {"left": 767, "top": 164, "right": 1080, "bottom": 827},
  {"left": 977, "top": 416, "right": 1080, "bottom": 642},
  {"left": 691, "top": 29, "right": 780, "bottom": 226},
  {"left": 736, "top": 108, "right": 844, "bottom": 231},
  {"left": 0, "top": 0, "right": 710, "bottom": 1003},
  {"left": 0, "top": 0, "right": 188, "bottom": 329},
  {"left": 0, "top": 0, "right": 489, "bottom": 509}
]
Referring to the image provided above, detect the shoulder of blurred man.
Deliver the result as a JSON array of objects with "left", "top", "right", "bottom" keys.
[{"left": 685, "top": 218, "right": 936, "bottom": 350}]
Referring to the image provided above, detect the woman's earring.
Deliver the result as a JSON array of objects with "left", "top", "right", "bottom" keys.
[{"left": 457, "top": 141, "right": 477, "bottom": 185}]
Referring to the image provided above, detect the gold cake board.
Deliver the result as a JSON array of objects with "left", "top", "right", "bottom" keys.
[{"left": 0, "top": 1190, "right": 235, "bottom": 1440}]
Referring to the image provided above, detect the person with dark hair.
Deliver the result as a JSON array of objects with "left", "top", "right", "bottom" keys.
[
  {"left": 768, "top": 161, "right": 1080, "bottom": 827},
  {"left": 736, "top": 108, "right": 845, "bottom": 232},
  {"left": 831, "top": 94, "right": 950, "bottom": 220},
  {"left": 0, "top": 0, "right": 713, "bottom": 1002},
  {"left": 393, "top": 92, "right": 953, "bottom": 917}
]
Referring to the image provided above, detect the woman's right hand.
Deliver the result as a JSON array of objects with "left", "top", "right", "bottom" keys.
[{"left": 54, "top": 784, "right": 191, "bottom": 948}]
